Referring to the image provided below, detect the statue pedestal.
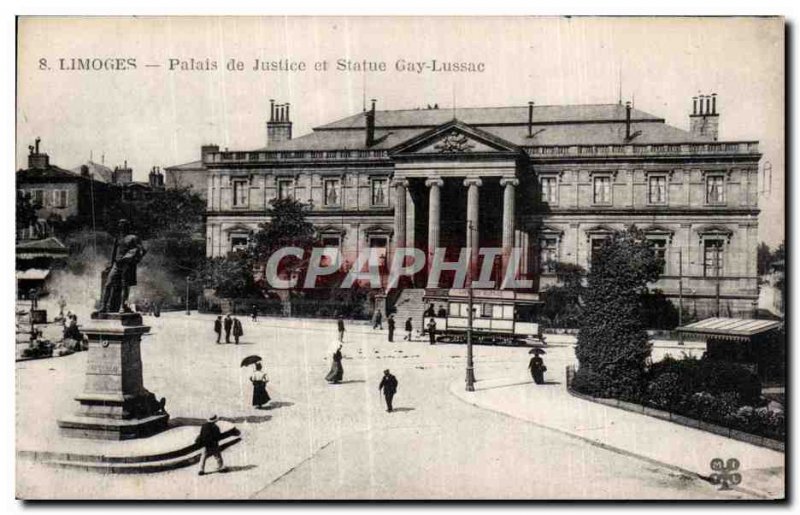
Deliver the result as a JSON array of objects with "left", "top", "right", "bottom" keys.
[{"left": 57, "top": 312, "right": 169, "bottom": 440}]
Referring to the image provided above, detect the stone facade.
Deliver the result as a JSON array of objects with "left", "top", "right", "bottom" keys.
[{"left": 203, "top": 98, "right": 761, "bottom": 318}]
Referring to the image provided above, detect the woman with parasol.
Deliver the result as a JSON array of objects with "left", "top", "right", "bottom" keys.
[
  {"left": 325, "top": 342, "right": 344, "bottom": 384},
  {"left": 241, "top": 355, "right": 270, "bottom": 408},
  {"left": 528, "top": 347, "right": 547, "bottom": 385}
]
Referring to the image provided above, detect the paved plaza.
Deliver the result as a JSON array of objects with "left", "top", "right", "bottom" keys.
[{"left": 16, "top": 311, "right": 782, "bottom": 499}]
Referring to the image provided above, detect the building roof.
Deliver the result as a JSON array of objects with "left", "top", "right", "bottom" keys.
[
  {"left": 16, "top": 237, "right": 69, "bottom": 259},
  {"left": 263, "top": 103, "right": 713, "bottom": 152},
  {"left": 677, "top": 317, "right": 783, "bottom": 339},
  {"left": 164, "top": 159, "right": 205, "bottom": 171},
  {"left": 317, "top": 104, "right": 663, "bottom": 129},
  {"left": 16, "top": 269, "right": 51, "bottom": 280},
  {"left": 71, "top": 161, "right": 114, "bottom": 183},
  {"left": 17, "top": 164, "right": 81, "bottom": 182}
]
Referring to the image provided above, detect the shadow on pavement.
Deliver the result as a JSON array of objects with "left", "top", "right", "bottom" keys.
[
  {"left": 391, "top": 407, "right": 415, "bottom": 413},
  {"left": 219, "top": 464, "right": 258, "bottom": 474},
  {"left": 256, "top": 401, "right": 295, "bottom": 411},
  {"left": 172, "top": 414, "right": 273, "bottom": 426},
  {"left": 337, "top": 380, "right": 366, "bottom": 384}
]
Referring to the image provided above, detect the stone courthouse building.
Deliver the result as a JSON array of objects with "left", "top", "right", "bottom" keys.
[{"left": 200, "top": 95, "right": 761, "bottom": 317}]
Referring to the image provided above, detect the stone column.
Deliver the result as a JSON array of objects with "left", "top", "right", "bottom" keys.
[
  {"left": 392, "top": 179, "right": 408, "bottom": 250},
  {"left": 500, "top": 177, "right": 519, "bottom": 276},
  {"left": 425, "top": 177, "right": 443, "bottom": 264},
  {"left": 464, "top": 178, "right": 483, "bottom": 279}
]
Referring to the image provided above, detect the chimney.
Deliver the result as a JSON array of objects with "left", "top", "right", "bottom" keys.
[
  {"left": 625, "top": 101, "right": 632, "bottom": 140},
  {"left": 689, "top": 92, "right": 720, "bottom": 141},
  {"left": 365, "top": 99, "right": 376, "bottom": 147},
  {"left": 266, "top": 101, "right": 293, "bottom": 146},
  {"left": 527, "top": 101, "right": 534, "bottom": 137},
  {"left": 27, "top": 137, "right": 50, "bottom": 169},
  {"left": 201, "top": 144, "right": 219, "bottom": 163},
  {"left": 114, "top": 161, "right": 133, "bottom": 184}
]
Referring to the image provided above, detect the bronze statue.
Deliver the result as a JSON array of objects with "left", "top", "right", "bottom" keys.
[{"left": 100, "top": 219, "right": 147, "bottom": 313}]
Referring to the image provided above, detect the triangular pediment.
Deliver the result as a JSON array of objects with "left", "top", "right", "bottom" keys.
[{"left": 391, "top": 119, "right": 520, "bottom": 156}]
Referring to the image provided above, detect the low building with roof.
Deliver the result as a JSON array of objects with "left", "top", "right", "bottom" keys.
[
  {"left": 202, "top": 94, "right": 761, "bottom": 319},
  {"left": 17, "top": 139, "right": 114, "bottom": 240}
]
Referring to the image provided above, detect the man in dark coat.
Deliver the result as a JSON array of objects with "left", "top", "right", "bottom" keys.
[
  {"left": 373, "top": 310, "right": 383, "bottom": 330},
  {"left": 337, "top": 316, "right": 345, "bottom": 342},
  {"left": 387, "top": 315, "right": 395, "bottom": 342},
  {"left": 404, "top": 317, "right": 413, "bottom": 341},
  {"left": 437, "top": 305, "right": 448, "bottom": 318},
  {"left": 214, "top": 316, "right": 222, "bottom": 344},
  {"left": 427, "top": 318, "right": 437, "bottom": 345},
  {"left": 196, "top": 414, "right": 227, "bottom": 475},
  {"left": 232, "top": 317, "right": 244, "bottom": 345},
  {"left": 251, "top": 304, "right": 258, "bottom": 322},
  {"left": 378, "top": 369, "right": 398, "bottom": 412},
  {"left": 223, "top": 314, "right": 233, "bottom": 343}
]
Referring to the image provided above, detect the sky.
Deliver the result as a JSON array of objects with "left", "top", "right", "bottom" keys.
[{"left": 16, "top": 16, "right": 785, "bottom": 246}]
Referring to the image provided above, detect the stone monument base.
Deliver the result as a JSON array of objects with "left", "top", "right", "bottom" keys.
[{"left": 57, "top": 311, "right": 169, "bottom": 441}]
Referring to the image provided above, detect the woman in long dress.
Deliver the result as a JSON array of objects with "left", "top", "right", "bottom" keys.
[
  {"left": 325, "top": 345, "right": 344, "bottom": 384},
  {"left": 528, "top": 355, "right": 546, "bottom": 385},
  {"left": 250, "top": 362, "right": 271, "bottom": 408}
]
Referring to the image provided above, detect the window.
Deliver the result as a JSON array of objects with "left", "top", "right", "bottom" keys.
[
  {"left": 323, "top": 178, "right": 341, "bottom": 206},
  {"left": 648, "top": 176, "right": 667, "bottom": 205},
  {"left": 593, "top": 176, "right": 612, "bottom": 205},
  {"left": 590, "top": 237, "right": 607, "bottom": 265},
  {"left": 321, "top": 235, "right": 341, "bottom": 248},
  {"left": 230, "top": 234, "right": 249, "bottom": 252},
  {"left": 232, "top": 179, "right": 248, "bottom": 207},
  {"left": 371, "top": 177, "right": 388, "bottom": 206},
  {"left": 277, "top": 178, "right": 294, "bottom": 200},
  {"left": 481, "top": 303, "right": 494, "bottom": 317},
  {"left": 706, "top": 175, "right": 725, "bottom": 204},
  {"left": 649, "top": 238, "right": 667, "bottom": 274},
  {"left": 30, "top": 190, "right": 44, "bottom": 207},
  {"left": 539, "top": 238, "right": 558, "bottom": 273},
  {"left": 704, "top": 239, "right": 724, "bottom": 277},
  {"left": 540, "top": 176, "right": 557, "bottom": 204}
]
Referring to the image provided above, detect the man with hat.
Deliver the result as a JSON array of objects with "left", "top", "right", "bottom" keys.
[
  {"left": 378, "top": 369, "right": 399, "bottom": 413},
  {"left": 196, "top": 414, "right": 227, "bottom": 475}
]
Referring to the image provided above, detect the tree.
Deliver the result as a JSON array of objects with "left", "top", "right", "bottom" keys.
[
  {"left": 757, "top": 242, "right": 772, "bottom": 276},
  {"left": 574, "top": 228, "right": 662, "bottom": 400},
  {"left": 540, "top": 262, "right": 585, "bottom": 328},
  {"left": 16, "top": 190, "right": 41, "bottom": 238},
  {"left": 247, "top": 198, "right": 318, "bottom": 290},
  {"left": 200, "top": 255, "right": 258, "bottom": 299}
]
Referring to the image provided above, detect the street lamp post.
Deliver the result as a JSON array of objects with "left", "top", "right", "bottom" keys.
[
  {"left": 678, "top": 248, "right": 683, "bottom": 345},
  {"left": 466, "top": 221, "right": 476, "bottom": 392},
  {"left": 185, "top": 275, "right": 191, "bottom": 316}
]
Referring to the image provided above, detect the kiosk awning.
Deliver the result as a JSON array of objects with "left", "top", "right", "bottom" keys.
[{"left": 677, "top": 317, "right": 782, "bottom": 341}]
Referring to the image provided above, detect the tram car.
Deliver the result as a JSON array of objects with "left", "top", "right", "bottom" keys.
[{"left": 420, "top": 289, "right": 545, "bottom": 346}]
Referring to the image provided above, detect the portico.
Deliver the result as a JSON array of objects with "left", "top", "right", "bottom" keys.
[{"left": 389, "top": 120, "right": 528, "bottom": 288}]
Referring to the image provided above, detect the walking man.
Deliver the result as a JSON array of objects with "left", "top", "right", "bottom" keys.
[
  {"left": 404, "top": 317, "right": 413, "bottom": 341},
  {"left": 213, "top": 316, "right": 222, "bottom": 344},
  {"left": 233, "top": 316, "right": 244, "bottom": 345},
  {"left": 427, "top": 317, "right": 437, "bottom": 345},
  {"left": 373, "top": 310, "right": 383, "bottom": 330},
  {"left": 378, "top": 369, "right": 398, "bottom": 412},
  {"left": 387, "top": 315, "right": 395, "bottom": 342},
  {"left": 196, "top": 415, "right": 227, "bottom": 476},
  {"left": 251, "top": 304, "right": 258, "bottom": 322},
  {"left": 223, "top": 314, "right": 232, "bottom": 344},
  {"left": 337, "top": 316, "right": 345, "bottom": 343}
]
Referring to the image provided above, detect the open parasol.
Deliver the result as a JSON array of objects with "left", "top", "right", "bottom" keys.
[
  {"left": 240, "top": 355, "right": 262, "bottom": 367},
  {"left": 528, "top": 347, "right": 546, "bottom": 355}
]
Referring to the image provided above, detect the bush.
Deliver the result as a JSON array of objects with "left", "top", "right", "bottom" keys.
[{"left": 646, "top": 356, "right": 761, "bottom": 405}]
